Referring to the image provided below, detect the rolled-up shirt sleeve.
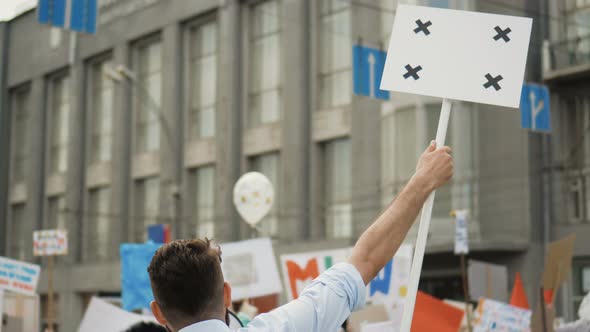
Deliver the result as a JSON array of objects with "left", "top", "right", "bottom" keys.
[{"left": 246, "top": 263, "right": 366, "bottom": 332}]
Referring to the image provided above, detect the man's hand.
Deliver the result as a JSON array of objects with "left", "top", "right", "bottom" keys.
[
  {"left": 349, "top": 142, "right": 454, "bottom": 284},
  {"left": 412, "top": 141, "right": 453, "bottom": 192}
]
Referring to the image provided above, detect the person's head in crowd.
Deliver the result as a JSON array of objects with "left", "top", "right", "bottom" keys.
[
  {"left": 124, "top": 321, "right": 167, "bottom": 332},
  {"left": 148, "top": 238, "right": 231, "bottom": 332}
]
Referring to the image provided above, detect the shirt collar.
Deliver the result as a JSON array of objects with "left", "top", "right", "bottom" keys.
[{"left": 178, "top": 319, "right": 231, "bottom": 332}]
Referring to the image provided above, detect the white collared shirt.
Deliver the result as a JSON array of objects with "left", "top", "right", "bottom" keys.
[{"left": 178, "top": 263, "right": 365, "bottom": 332}]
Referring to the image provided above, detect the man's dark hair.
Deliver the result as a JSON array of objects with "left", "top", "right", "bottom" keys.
[
  {"left": 147, "top": 238, "right": 224, "bottom": 325},
  {"left": 124, "top": 322, "right": 167, "bottom": 332}
]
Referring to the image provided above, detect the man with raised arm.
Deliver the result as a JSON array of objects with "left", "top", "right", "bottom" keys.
[{"left": 148, "top": 141, "right": 453, "bottom": 332}]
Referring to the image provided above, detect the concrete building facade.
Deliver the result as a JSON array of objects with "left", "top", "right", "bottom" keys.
[
  {"left": 0, "top": 0, "right": 555, "bottom": 329},
  {"left": 544, "top": 0, "right": 590, "bottom": 321}
]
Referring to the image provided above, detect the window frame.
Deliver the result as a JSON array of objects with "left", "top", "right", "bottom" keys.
[
  {"left": 131, "top": 34, "right": 163, "bottom": 154},
  {"left": 183, "top": 14, "right": 219, "bottom": 142}
]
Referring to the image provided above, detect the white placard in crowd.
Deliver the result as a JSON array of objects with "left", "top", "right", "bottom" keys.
[
  {"left": 473, "top": 298, "right": 531, "bottom": 332},
  {"left": 220, "top": 238, "right": 282, "bottom": 300},
  {"left": 33, "top": 229, "right": 68, "bottom": 256},
  {"left": 381, "top": 5, "right": 533, "bottom": 108},
  {"left": 77, "top": 297, "right": 157, "bottom": 332},
  {"left": 454, "top": 209, "right": 469, "bottom": 255},
  {"left": 0, "top": 256, "right": 41, "bottom": 296},
  {"left": 360, "top": 321, "right": 396, "bottom": 332}
]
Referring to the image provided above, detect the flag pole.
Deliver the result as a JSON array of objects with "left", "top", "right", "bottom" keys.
[{"left": 400, "top": 98, "right": 452, "bottom": 332}]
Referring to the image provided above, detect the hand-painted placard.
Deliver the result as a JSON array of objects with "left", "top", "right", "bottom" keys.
[
  {"left": 381, "top": 5, "right": 532, "bottom": 108},
  {"left": 120, "top": 242, "right": 162, "bottom": 311},
  {"left": 0, "top": 256, "right": 41, "bottom": 296},
  {"left": 33, "top": 229, "right": 68, "bottom": 256},
  {"left": 473, "top": 298, "right": 531, "bottom": 332},
  {"left": 280, "top": 245, "right": 412, "bottom": 303},
  {"left": 220, "top": 238, "right": 282, "bottom": 301}
]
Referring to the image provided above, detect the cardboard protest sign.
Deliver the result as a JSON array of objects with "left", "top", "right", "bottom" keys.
[
  {"left": 530, "top": 299, "right": 554, "bottom": 332},
  {"left": 33, "top": 229, "right": 68, "bottom": 256},
  {"left": 542, "top": 234, "right": 576, "bottom": 292},
  {"left": 468, "top": 259, "right": 508, "bottom": 302},
  {"left": 280, "top": 244, "right": 412, "bottom": 302},
  {"left": 0, "top": 256, "right": 40, "bottom": 296},
  {"left": 349, "top": 304, "right": 390, "bottom": 332},
  {"left": 454, "top": 209, "right": 469, "bottom": 255},
  {"left": 411, "top": 291, "right": 464, "bottom": 332},
  {"left": 120, "top": 242, "right": 162, "bottom": 311},
  {"left": 381, "top": 5, "right": 532, "bottom": 108},
  {"left": 473, "top": 298, "right": 531, "bottom": 332},
  {"left": 77, "top": 297, "right": 158, "bottom": 332},
  {"left": 220, "top": 238, "right": 282, "bottom": 300}
]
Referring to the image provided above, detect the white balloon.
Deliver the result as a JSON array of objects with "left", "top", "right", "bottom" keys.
[{"left": 233, "top": 172, "right": 275, "bottom": 226}]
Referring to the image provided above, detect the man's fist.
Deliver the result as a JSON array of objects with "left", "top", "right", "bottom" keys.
[{"left": 414, "top": 141, "right": 454, "bottom": 191}]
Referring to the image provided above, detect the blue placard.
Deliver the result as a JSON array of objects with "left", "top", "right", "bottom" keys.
[
  {"left": 520, "top": 83, "right": 551, "bottom": 132},
  {"left": 38, "top": 0, "right": 67, "bottom": 28},
  {"left": 353, "top": 45, "right": 390, "bottom": 100},
  {"left": 70, "top": 0, "right": 97, "bottom": 34},
  {"left": 120, "top": 242, "right": 162, "bottom": 311}
]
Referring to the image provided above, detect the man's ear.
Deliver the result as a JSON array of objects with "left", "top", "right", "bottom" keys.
[
  {"left": 150, "top": 300, "right": 168, "bottom": 326},
  {"left": 223, "top": 282, "right": 232, "bottom": 308}
]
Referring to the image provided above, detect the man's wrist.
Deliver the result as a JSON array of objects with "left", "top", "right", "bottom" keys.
[{"left": 408, "top": 172, "right": 436, "bottom": 197}]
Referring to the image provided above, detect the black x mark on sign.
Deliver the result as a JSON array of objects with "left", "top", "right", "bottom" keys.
[
  {"left": 493, "top": 26, "right": 512, "bottom": 42},
  {"left": 483, "top": 73, "right": 503, "bottom": 91},
  {"left": 414, "top": 19, "right": 432, "bottom": 35},
  {"left": 403, "top": 64, "right": 422, "bottom": 80}
]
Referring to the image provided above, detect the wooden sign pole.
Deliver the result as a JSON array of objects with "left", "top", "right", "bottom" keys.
[
  {"left": 400, "top": 99, "right": 452, "bottom": 332},
  {"left": 46, "top": 255, "right": 55, "bottom": 332},
  {"left": 460, "top": 254, "right": 473, "bottom": 332},
  {"left": 539, "top": 287, "right": 548, "bottom": 332}
]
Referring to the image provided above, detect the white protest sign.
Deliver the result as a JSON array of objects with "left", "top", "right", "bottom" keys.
[
  {"left": 454, "top": 209, "right": 469, "bottom": 255},
  {"left": 380, "top": 6, "right": 533, "bottom": 332},
  {"left": 220, "top": 238, "right": 282, "bottom": 300},
  {"left": 280, "top": 244, "right": 412, "bottom": 303},
  {"left": 233, "top": 172, "right": 275, "bottom": 226},
  {"left": 473, "top": 298, "right": 531, "bottom": 332},
  {"left": 77, "top": 297, "right": 158, "bottom": 332},
  {"left": 0, "top": 256, "right": 41, "bottom": 296},
  {"left": 381, "top": 5, "right": 532, "bottom": 108},
  {"left": 580, "top": 292, "right": 590, "bottom": 320},
  {"left": 33, "top": 229, "right": 68, "bottom": 256}
]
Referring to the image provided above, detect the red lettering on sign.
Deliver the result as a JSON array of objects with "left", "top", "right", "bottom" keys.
[{"left": 286, "top": 259, "right": 320, "bottom": 299}]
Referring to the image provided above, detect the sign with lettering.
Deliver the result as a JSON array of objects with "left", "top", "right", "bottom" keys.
[
  {"left": 33, "top": 229, "right": 68, "bottom": 256},
  {"left": 0, "top": 256, "right": 41, "bottom": 296},
  {"left": 280, "top": 245, "right": 412, "bottom": 302},
  {"left": 473, "top": 298, "right": 531, "bottom": 332},
  {"left": 454, "top": 209, "right": 469, "bottom": 255}
]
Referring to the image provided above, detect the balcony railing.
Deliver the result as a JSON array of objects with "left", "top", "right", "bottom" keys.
[{"left": 546, "top": 34, "right": 590, "bottom": 74}]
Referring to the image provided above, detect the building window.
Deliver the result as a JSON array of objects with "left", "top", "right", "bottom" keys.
[
  {"left": 250, "top": 153, "right": 280, "bottom": 236},
  {"left": 88, "top": 60, "right": 114, "bottom": 164},
  {"left": 426, "top": 105, "right": 453, "bottom": 218},
  {"left": 188, "top": 20, "right": 218, "bottom": 140},
  {"left": 9, "top": 203, "right": 29, "bottom": 261},
  {"left": 135, "top": 40, "right": 162, "bottom": 153},
  {"left": 86, "top": 186, "right": 111, "bottom": 262},
  {"left": 190, "top": 166, "right": 215, "bottom": 238},
  {"left": 10, "top": 88, "right": 30, "bottom": 183},
  {"left": 319, "top": 0, "right": 351, "bottom": 109},
  {"left": 134, "top": 177, "right": 160, "bottom": 241},
  {"left": 249, "top": 0, "right": 281, "bottom": 127},
  {"left": 47, "top": 195, "right": 66, "bottom": 229},
  {"left": 382, "top": 105, "right": 453, "bottom": 218},
  {"left": 49, "top": 75, "right": 70, "bottom": 175},
  {"left": 323, "top": 138, "right": 351, "bottom": 238},
  {"left": 572, "top": 259, "right": 590, "bottom": 319},
  {"left": 564, "top": 0, "right": 590, "bottom": 65}
]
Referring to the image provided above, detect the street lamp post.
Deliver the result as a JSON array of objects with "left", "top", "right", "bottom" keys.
[{"left": 104, "top": 65, "right": 182, "bottom": 239}]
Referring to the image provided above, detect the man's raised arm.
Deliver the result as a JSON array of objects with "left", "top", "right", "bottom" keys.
[{"left": 349, "top": 141, "right": 453, "bottom": 284}]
